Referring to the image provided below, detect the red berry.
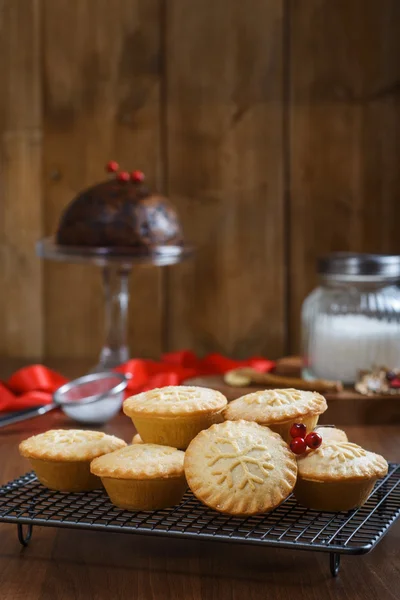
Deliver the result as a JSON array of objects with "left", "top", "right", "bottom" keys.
[
  {"left": 131, "top": 170, "right": 145, "bottom": 182},
  {"left": 117, "top": 171, "right": 130, "bottom": 182},
  {"left": 305, "top": 431, "right": 322, "bottom": 450},
  {"left": 290, "top": 423, "right": 307, "bottom": 439},
  {"left": 106, "top": 161, "right": 119, "bottom": 173},
  {"left": 290, "top": 437, "right": 307, "bottom": 455},
  {"left": 389, "top": 376, "right": 400, "bottom": 389}
]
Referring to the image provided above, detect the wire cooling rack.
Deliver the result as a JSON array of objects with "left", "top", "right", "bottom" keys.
[{"left": 0, "top": 463, "right": 399, "bottom": 577}]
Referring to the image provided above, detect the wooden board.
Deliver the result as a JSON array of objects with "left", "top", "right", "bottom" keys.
[
  {"left": 0, "top": 0, "right": 43, "bottom": 359},
  {"left": 0, "top": 355, "right": 398, "bottom": 426},
  {"left": 184, "top": 374, "right": 400, "bottom": 426},
  {"left": 42, "top": 0, "right": 164, "bottom": 360},
  {"left": 289, "top": 0, "right": 400, "bottom": 352},
  {"left": 165, "top": 0, "right": 286, "bottom": 358}
]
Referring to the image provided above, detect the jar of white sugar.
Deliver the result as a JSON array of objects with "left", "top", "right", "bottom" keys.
[{"left": 302, "top": 253, "right": 400, "bottom": 385}]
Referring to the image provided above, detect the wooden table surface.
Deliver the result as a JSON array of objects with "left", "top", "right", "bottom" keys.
[{"left": 0, "top": 359, "right": 399, "bottom": 599}]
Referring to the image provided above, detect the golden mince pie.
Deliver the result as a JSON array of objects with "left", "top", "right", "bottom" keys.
[
  {"left": 315, "top": 426, "right": 348, "bottom": 444},
  {"left": 132, "top": 433, "right": 143, "bottom": 444},
  {"left": 19, "top": 429, "right": 126, "bottom": 492},
  {"left": 123, "top": 386, "right": 227, "bottom": 449},
  {"left": 90, "top": 444, "right": 187, "bottom": 510},
  {"left": 294, "top": 441, "right": 388, "bottom": 511},
  {"left": 223, "top": 388, "right": 327, "bottom": 443},
  {"left": 184, "top": 420, "right": 297, "bottom": 516}
]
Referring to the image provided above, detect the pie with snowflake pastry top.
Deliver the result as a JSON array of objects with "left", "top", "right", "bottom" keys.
[
  {"left": 294, "top": 440, "right": 388, "bottom": 511},
  {"left": 90, "top": 443, "right": 187, "bottom": 510},
  {"left": 123, "top": 386, "right": 227, "bottom": 449},
  {"left": 223, "top": 388, "right": 327, "bottom": 443},
  {"left": 19, "top": 429, "right": 126, "bottom": 492},
  {"left": 184, "top": 420, "right": 297, "bottom": 515}
]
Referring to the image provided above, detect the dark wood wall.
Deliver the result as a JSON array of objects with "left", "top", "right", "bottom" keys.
[{"left": 1, "top": 0, "right": 399, "bottom": 361}]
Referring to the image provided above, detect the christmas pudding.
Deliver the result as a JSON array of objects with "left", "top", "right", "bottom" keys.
[{"left": 56, "top": 162, "right": 183, "bottom": 249}]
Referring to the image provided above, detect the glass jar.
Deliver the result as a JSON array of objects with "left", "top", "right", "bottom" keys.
[{"left": 302, "top": 253, "right": 400, "bottom": 384}]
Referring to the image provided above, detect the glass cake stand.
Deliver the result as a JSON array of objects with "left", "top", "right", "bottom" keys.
[{"left": 37, "top": 237, "right": 194, "bottom": 372}]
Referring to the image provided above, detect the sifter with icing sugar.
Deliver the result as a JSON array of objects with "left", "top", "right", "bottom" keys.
[{"left": 0, "top": 371, "right": 130, "bottom": 428}]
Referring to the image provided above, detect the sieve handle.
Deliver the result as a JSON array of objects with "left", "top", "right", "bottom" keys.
[{"left": 0, "top": 403, "right": 57, "bottom": 429}]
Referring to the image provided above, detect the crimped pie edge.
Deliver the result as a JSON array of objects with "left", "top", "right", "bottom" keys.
[
  {"left": 184, "top": 420, "right": 298, "bottom": 516},
  {"left": 223, "top": 388, "right": 328, "bottom": 424},
  {"left": 123, "top": 385, "right": 228, "bottom": 417},
  {"left": 90, "top": 443, "right": 185, "bottom": 480},
  {"left": 19, "top": 429, "right": 127, "bottom": 463}
]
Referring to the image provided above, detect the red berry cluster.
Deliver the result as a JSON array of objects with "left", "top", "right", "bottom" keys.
[
  {"left": 106, "top": 161, "right": 145, "bottom": 183},
  {"left": 289, "top": 423, "right": 322, "bottom": 455},
  {"left": 386, "top": 371, "right": 400, "bottom": 388}
]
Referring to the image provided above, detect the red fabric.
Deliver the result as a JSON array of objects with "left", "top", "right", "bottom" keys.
[{"left": 0, "top": 352, "right": 275, "bottom": 413}]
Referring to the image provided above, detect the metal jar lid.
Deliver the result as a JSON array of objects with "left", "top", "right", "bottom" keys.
[{"left": 318, "top": 252, "right": 400, "bottom": 282}]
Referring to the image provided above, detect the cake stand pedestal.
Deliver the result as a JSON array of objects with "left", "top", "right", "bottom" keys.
[{"left": 37, "top": 237, "right": 194, "bottom": 372}]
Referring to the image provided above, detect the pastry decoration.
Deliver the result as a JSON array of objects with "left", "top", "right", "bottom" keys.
[
  {"left": 321, "top": 442, "right": 367, "bottom": 462},
  {"left": 206, "top": 436, "right": 274, "bottom": 490},
  {"left": 289, "top": 423, "right": 322, "bottom": 455},
  {"left": 256, "top": 388, "right": 302, "bottom": 406},
  {"left": 355, "top": 366, "right": 400, "bottom": 395}
]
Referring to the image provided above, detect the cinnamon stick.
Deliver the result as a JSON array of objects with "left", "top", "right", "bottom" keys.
[{"left": 225, "top": 368, "right": 343, "bottom": 394}]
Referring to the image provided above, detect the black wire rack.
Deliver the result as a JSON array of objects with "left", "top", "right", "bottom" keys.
[{"left": 1, "top": 463, "right": 399, "bottom": 577}]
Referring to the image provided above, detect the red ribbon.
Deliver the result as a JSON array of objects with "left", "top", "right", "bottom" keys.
[{"left": 0, "top": 351, "right": 275, "bottom": 413}]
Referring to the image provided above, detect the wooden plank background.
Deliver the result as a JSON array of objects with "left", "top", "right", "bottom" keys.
[
  {"left": 0, "top": 0, "right": 43, "bottom": 358},
  {"left": 289, "top": 0, "right": 400, "bottom": 351},
  {"left": 42, "top": 0, "right": 164, "bottom": 359},
  {"left": 0, "top": 0, "right": 399, "bottom": 362},
  {"left": 166, "top": 0, "right": 285, "bottom": 358}
]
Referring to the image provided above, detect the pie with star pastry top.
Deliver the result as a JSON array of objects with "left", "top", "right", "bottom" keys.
[
  {"left": 184, "top": 420, "right": 297, "bottom": 515},
  {"left": 123, "top": 385, "right": 227, "bottom": 449},
  {"left": 19, "top": 429, "right": 126, "bottom": 492},
  {"left": 223, "top": 388, "right": 327, "bottom": 443},
  {"left": 90, "top": 443, "right": 187, "bottom": 510},
  {"left": 294, "top": 440, "right": 388, "bottom": 511}
]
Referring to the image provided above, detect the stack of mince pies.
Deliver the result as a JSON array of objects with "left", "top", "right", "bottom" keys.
[{"left": 19, "top": 386, "right": 388, "bottom": 515}]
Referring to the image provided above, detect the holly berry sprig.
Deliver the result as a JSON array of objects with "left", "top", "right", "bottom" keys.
[
  {"left": 106, "top": 161, "right": 145, "bottom": 183},
  {"left": 289, "top": 423, "right": 322, "bottom": 455}
]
